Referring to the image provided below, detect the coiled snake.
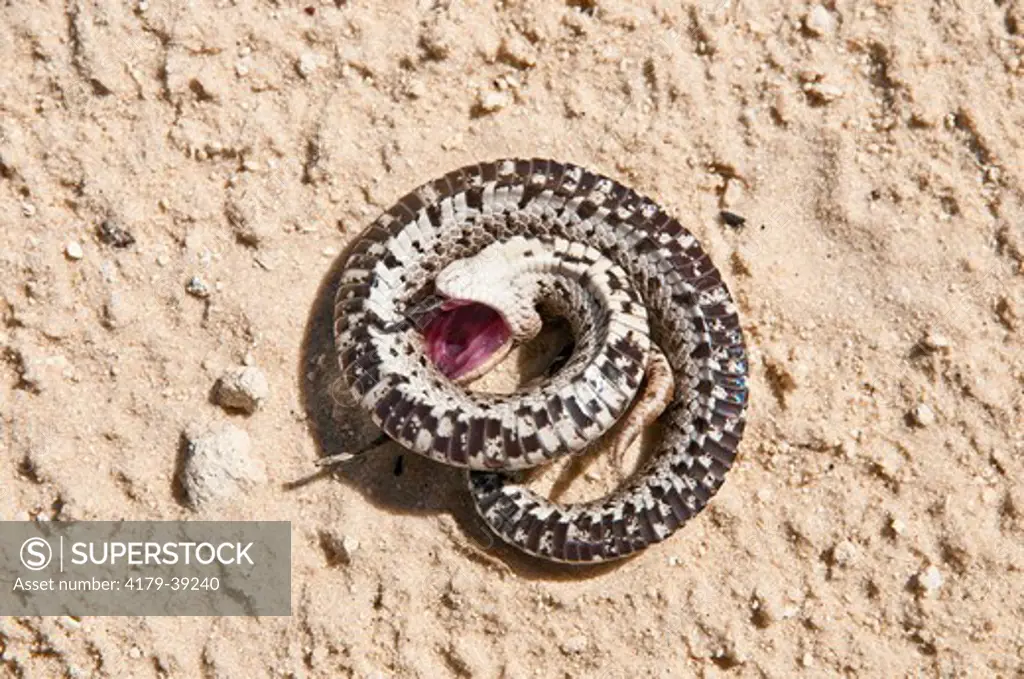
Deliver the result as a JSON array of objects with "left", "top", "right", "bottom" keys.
[{"left": 333, "top": 159, "right": 748, "bottom": 563}]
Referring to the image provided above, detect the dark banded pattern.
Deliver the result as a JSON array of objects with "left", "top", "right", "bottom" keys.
[{"left": 334, "top": 159, "right": 749, "bottom": 563}]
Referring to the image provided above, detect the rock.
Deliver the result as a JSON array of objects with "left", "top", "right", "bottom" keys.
[
  {"left": 920, "top": 330, "right": 951, "bottom": 352},
  {"left": 296, "top": 52, "right": 322, "bottom": 79},
  {"left": 185, "top": 276, "right": 211, "bottom": 299},
  {"left": 180, "top": 423, "right": 265, "bottom": 508},
  {"left": 102, "top": 292, "right": 132, "bottom": 329},
  {"left": 97, "top": 220, "right": 135, "bottom": 248},
  {"left": 996, "top": 294, "right": 1020, "bottom": 331},
  {"left": 64, "top": 241, "right": 83, "bottom": 260},
  {"left": 914, "top": 565, "right": 943, "bottom": 597},
  {"left": 804, "top": 82, "right": 845, "bottom": 104},
  {"left": 318, "top": 529, "right": 360, "bottom": 565},
  {"left": 405, "top": 79, "right": 427, "bottom": 99},
  {"left": 831, "top": 540, "right": 859, "bottom": 568},
  {"left": 476, "top": 90, "right": 510, "bottom": 114},
  {"left": 722, "top": 180, "right": 746, "bottom": 209},
  {"left": 910, "top": 403, "right": 936, "bottom": 427},
  {"left": 215, "top": 366, "right": 269, "bottom": 414},
  {"left": 444, "top": 638, "right": 490, "bottom": 677},
  {"left": 419, "top": 25, "right": 452, "bottom": 60},
  {"left": 11, "top": 345, "right": 70, "bottom": 393},
  {"left": 560, "top": 634, "right": 588, "bottom": 655},
  {"left": 498, "top": 35, "right": 537, "bottom": 69},
  {"left": 804, "top": 5, "right": 836, "bottom": 37},
  {"left": 224, "top": 193, "right": 273, "bottom": 247}
]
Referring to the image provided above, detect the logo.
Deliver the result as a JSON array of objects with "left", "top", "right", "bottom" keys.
[{"left": 20, "top": 537, "right": 53, "bottom": 571}]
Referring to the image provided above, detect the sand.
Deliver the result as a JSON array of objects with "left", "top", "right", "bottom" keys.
[{"left": 1, "top": 0, "right": 1023, "bottom": 676}]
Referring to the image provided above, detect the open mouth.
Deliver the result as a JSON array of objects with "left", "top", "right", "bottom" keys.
[{"left": 423, "top": 299, "right": 510, "bottom": 380}]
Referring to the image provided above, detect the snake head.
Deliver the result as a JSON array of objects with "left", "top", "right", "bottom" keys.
[{"left": 425, "top": 238, "right": 544, "bottom": 381}]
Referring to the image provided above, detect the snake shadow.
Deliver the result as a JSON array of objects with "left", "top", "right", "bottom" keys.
[{"left": 296, "top": 242, "right": 632, "bottom": 580}]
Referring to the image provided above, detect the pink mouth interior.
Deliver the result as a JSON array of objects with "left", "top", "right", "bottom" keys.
[{"left": 424, "top": 299, "right": 510, "bottom": 380}]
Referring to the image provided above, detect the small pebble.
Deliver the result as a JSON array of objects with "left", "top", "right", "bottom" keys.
[
  {"left": 804, "top": 5, "right": 836, "bottom": 37},
  {"left": 805, "top": 82, "right": 845, "bottom": 103},
  {"left": 102, "top": 292, "right": 131, "bottom": 329},
  {"left": 911, "top": 403, "right": 936, "bottom": 427},
  {"left": 831, "top": 540, "right": 859, "bottom": 568},
  {"left": 477, "top": 91, "right": 510, "bottom": 114},
  {"left": 921, "top": 330, "right": 951, "bottom": 352},
  {"left": 185, "top": 276, "right": 211, "bottom": 298},
  {"left": 722, "top": 181, "right": 746, "bottom": 209},
  {"left": 297, "top": 53, "right": 320, "bottom": 78},
  {"left": 180, "top": 422, "right": 266, "bottom": 508},
  {"left": 97, "top": 220, "right": 136, "bottom": 248},
  {"left": 215, "top": 366, "right": 270, "bottom": 414},
  {"left": 406, "top": 80, "right": 427, "bottom": 99},
  {"left": 560, "top": 635, "right": 588, "bottom": 655},
  {"left": 801, "top": 652, "right": 814, "bottom": 667},
  {"left": 319, "top": 530, "right": 360, "bottom": 565},
  {"left": 64, "top": 241, "right": 84, "bottom": 260},
  {"left": 915, "top": 565, "right": 943, "bottom": 597},
  {"left": 128, "top": 646, "right": 142, "bottom": 659},
  {"left": 156, "top": 254, "right": 170, "bottom": 267}
]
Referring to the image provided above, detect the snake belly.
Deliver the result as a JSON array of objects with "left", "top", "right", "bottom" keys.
[{"left": 333, "top": 158, "right": 749, "bottom": 563}]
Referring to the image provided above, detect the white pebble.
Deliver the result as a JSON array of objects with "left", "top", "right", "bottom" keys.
[
  {"left": 477, "top": 91, "right": 510, "bottom": 113},
  {"left": 921, "top": 330, "right": 950, "bottom": 352},
  {"left": 804, "top": 5, "right": 836, "bottom": 36},
  {"left": 297, "top": 53, "right": 320, "bottom": 78},
  {"left": 64, "top": 241, "right": 84, "bottom": 260},
  {"left": 911, "top": 403, "right": 936, "bottom": 427},
  {"left": 915, "top": 565, "right": 943, "bottom": 597}
]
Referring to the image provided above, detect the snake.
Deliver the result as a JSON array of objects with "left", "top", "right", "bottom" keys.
[{"left": 333, "top": 158, "right": 748, "bottom": 563}]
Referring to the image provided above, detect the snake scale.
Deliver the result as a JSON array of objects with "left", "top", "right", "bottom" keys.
[{"left": 333, "top": 158, "right": 749, "bottom": 563}]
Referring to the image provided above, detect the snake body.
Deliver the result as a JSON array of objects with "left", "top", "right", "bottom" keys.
[{"left": 334, "top": 159, "right": 748, "bottom": 563}]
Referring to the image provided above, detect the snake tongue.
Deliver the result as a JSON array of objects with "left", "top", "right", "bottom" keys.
[{"left": 423, "top": 300, "right": 510, "bottom": 380}]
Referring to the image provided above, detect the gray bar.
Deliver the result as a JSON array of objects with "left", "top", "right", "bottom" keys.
[{"left": 0, "top": 522, "right": 290, "bottom": 616}]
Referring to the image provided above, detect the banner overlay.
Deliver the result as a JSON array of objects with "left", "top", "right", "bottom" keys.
[{"left": 0, "top": 521, "right": 290, "bottom": 615}]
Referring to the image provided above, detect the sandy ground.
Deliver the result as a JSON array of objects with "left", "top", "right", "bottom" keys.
[{"left": 2, "top": 0, "right": 1023, "bottom": 676}]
